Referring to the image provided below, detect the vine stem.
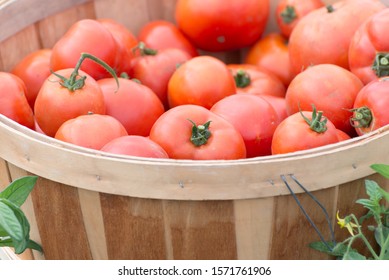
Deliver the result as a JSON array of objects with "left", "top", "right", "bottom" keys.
[{"left": 350, "top": 215, "right": 380, "bottom": 259}]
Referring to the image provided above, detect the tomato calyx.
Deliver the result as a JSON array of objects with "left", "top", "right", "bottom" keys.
[
  {"left": 51, "top": 52, "right": 119, "bottom": 92},
  {"left": 372, "top": 53, "right": 389, "bottom": 78},
  {"left": 281, "top": 5, "right": 297, "bottom": 24},
  {"left": 350, "top": 106, "right": 372, "bottom": 128},
  {"left": 234, "top": 69, "right": 251, "bottom": 88},
  {"left": 133, "top": 42, "right": 158, "bottom": 56},
  {"left": 300, "top": 104, "right": 328, "bottom": 133},
  {"left": 326, "top": 5, "right": 335, "bottom": 13},
  {"left": 188, "top": 119, "right": 212, "bottom": 147}
]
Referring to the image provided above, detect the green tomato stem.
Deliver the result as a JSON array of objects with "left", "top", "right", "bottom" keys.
[
  {"left": 350, "top": 106, "right": 372, "bottom": 128},
  {"left": 51, "top": 52, "right": 119, "bottom": 92},
  {"left": 299, "top": 104, "right": 328, "bottom": 133},
  {"left": 326, "top": 5, "right": 335, "bottom": 13},
  {"left": 234, "top": 69, "right": 251, "bottom": 88},
  {"left": 188, "top": 119, "right": 212, "bottom": 147},
  {"left": 280, "top": 5, "right": 297, "bottom": 24},
  {"left": 350, "top": 214, "right": 380, "bottom": 260},
  {"left": 372, "top": 52, "right": 389, "bottom": 77},
  {"left": 134, "top": 42, "right": 158, "bottom": 56}
]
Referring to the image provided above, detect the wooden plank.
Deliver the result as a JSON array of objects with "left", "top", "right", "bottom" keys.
[
  {"left": 234, "top": 197, "right": 274, "bottom": 259},
  {"left": 78, "top": 188, "right": 108, "bottom": 259},
  {"left": 31, "top": 178, "right": 92, "bottom": 259},
  {"left": 100, "top": 194, "right": 167, "bottom": 259},
  {"left": 37, "top": 1, "right": 96, "bottom": 48},
  {"left": 269, "top": 187, "right": 336, "bottom": 259},
  {"left": 163, "top": 200, "right": 237, "bottom": 259},
  {"left": 0, "top": 158, "right": 10, "bottom": 188},
  {"left": 0, "top": 0, "right": 91, "bottom": 42}
]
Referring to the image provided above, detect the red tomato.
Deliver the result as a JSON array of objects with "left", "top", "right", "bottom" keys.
[
  {"left": 167, "top": 56, "right": 236, "bottom": 109},
  {"left": 244, "top": 33, "right": 294, "bottom": 87},
  {"left": 271, "top": 109, "right": 339, "bottom": 155},
  {"left": 101, "top": 135, "right": 169, "bottom": 158},
  {"left": 288, "top": 0, "right": 385, "bottom": 75},
  {"left": 349, "top": 9, "right": 389, "bottom": 85},
  {"left": 98, "top": 18, "right": 139, "bottom": 76},
  {"left": 138, "top": 20, "right": 198, "bottom": 57},
  {"left": 351, "top": 77, "right": 389, "bottom": 136},
  {"left": 34, "top": 68, "right": 106, "bottom": 137},
  {"left": 129, "top": 44, "right": 191, "bottom": 107},
  {"left": 211, "top": 94, "right": 279, "bottom": 157},
  {"left": 0, "top": 72, "right": 35, "bottom": 129},
  {"left": 275, "top": 0, "right": 324, "bottom": 38},
  {"left": 175, "top": 0, "right": 270, "bottom": 51},
  {"left": 285, "top": 64, "right": 363, "bottom": 136},
  {"left": 149, "top": 105, "right": 246, "bottom": 160},
  {"left": 11, "top": 49, "right": 52, "bottom": 109},
  {"left": 260, "top": 95, "right": 288, "bottom": 123},
  {"left": 336, "top": 129, "right": 351, "bottom": 142},
  {"left": 97, "top": 77, "right": 165, "bottom": 136},
  {"left": 228, "top": 64, "right": 286, "bottom": 98},
  {"left": 55, "top": 114, "right": 128, "bottom": 150},
  {"left": 50, "top": 19, "right": 118, "bottom": 80}
]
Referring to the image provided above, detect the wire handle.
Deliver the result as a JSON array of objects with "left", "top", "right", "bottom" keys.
[{"left": 281, "top": 174, "right": 335, "bottom": 251}]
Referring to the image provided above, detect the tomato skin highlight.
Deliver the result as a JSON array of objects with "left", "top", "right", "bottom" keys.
[
  {"left": 211, "top": 94, "right": 279, "bottom": 158},
  {"left": 351, "top": 77, "right": 389, "bottom": 136},
  {"left": 149, "top": 104, "right": 246, "bottom": 160},
  {"left": 55, "top": 114, "right": 128, "bottom": 150},
  {"left": 98, "top": 77, "right": 165, "bottom": 137},
  {"left": 11, "top": 49, "right": 52, "bottom": 109},
  {"left": 101, "top": 135, "right": 169, "bottom": 158},
  {"left": 271, "top": 111, "right": 339, "bottom": 155},
  {"left": 0, "top": 72, "right": 35, "bottom": 129},
  {"left": 50, "top": 19, "right": 118, "bottom": 80},
  {"left": 167, "top": 56, "right": 236, "bottom": 109},
  {"left": 175, "top": 0, "right": 270, "bottom": 51},
  {"left": 34, "top": 68, "right": 106, "bottom": 137},
  {"left": 285, "top": 64, "right": 363, "bottom": 136}
]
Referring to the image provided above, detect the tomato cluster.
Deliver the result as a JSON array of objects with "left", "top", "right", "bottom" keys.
[{"left": 2, "top": 0, "right": 389, "bottom": 160}]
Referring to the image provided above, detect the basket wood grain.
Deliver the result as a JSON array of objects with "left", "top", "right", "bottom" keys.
[{"left": 0, "top": 0, "right": 388, "bottom": 260}]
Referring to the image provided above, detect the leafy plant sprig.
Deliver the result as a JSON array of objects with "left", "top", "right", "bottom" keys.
[
  {"left": 0, "top": 176, "right": 42, "bottom": 254},
  {"left": 310, "top": 164, "right": 389, "bottom": 260}
]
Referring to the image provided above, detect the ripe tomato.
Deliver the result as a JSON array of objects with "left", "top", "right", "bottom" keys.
[
  {"left": 271, "top": 108, "right": 339, "bottom": 155},
  {"left": 0, "top": 72, "right": 35, "bottom": 129},
  {"left": 149, "top": 104, "right": 246, "bottom": 160},
  {"left": 349, "top": 9, "right": 389, "bottom": 85},
  {"left": 55, "top": 114, "right": 128, "bottom": 150},
  {"left": 11, "top": 49, "right": 52, "bottom": 109},
  {"left": 288, "top": 0, "right": 385, "bottom": 75},
  {"left": 260, "top": 95, "right": 288, "bottom": 123},
  {"left": 98, "top": 18, "right": 138, "bottom": 76},
  {"left": 129, "top": 43, "right": 191, "bottom": 107},
  {"left": 285, "top": 64, "right": 363, "bottom": 136},
  {"left": 138, "top": 20, "right": 198, "bottom": 58},
  {"left": 244, "top": 33, "right": 293, "bottom": 87},
  {"left": 97, "top": 77, "right": 165, "bottom": 136},
  {"left": 275, "top": 0, "right": 324, "bottom": 38},
  {"left": 175, "top": 0, "right": 270, "bottom": 51},
  {"left": 50, "top": 19, "right": 118, "bottom": 80},
  {"left": 351, "top": 77, "right": 389, "bottom": 136},
  {"left": 35, "top": 53, "right": 112, "bottom": 137},
  {"left": 167, "top": 56, "right": 236, "bottom": 109},
  {"left": 227, "top": 64, "right": 286, "bottom": 98},
  {"left": 336, "top": 129, "right": 351, "bottom": 142},
  {"left": 211, "top": 94, "right": 279, "bottom": 157},
  {"left": 101, "top": 135, "right": 169, "bottom": 158}
]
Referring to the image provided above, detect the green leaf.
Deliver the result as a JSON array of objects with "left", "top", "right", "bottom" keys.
[
  {"left": 309, "top": 241, "right": 344, "bottom": 257},
  {"left": 375, "top": 226, "right": 389, "bottom": 248},
  {"left": 0, "top": 176, "right": 37, "bottom": 207},
  {"left": 26, "top": 240, "right": 43, "bottom": 253},
  {"left": 380, "top": 188, "right": 389, "bottom": 204},
  {"left": 365, "top": 180, "right": 383, "bottom": 202},
  {"left": 356, "top": 198, "right": 379, "bottom": 212},
  {"left": 0, "top": 200, "right": 24, "bottom": 241},
  {"left": 371, "top": 164, "right": 389, "bottom": 179},
  {"left": 343, "top": 251, "right": 367, "bottom": 260}
]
